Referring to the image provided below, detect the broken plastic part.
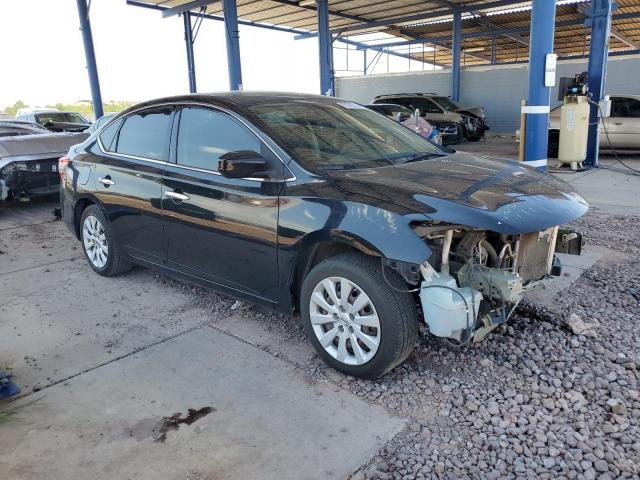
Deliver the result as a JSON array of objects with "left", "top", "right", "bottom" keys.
[{"left": 419, "top": 273, "right": 482, "bottom": 341}]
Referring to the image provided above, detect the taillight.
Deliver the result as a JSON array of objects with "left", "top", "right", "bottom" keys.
[{"left": 58, "top": 156, "right": 70, "bottom": 179}]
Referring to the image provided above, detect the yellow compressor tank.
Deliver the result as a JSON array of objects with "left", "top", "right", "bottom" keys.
[{"left": 558, "top": 95, "right": 590, "bottom": 169}]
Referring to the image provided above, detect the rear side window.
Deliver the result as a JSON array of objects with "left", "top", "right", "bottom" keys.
[
  {"left": 115, "top": 107, "right": 173, "bottom": 160},
  {"left": 176, "top": 107, "right": 261, "bottom": 171},
  {"left": 98, "top": 118, "right": 123, "bottom": 151}
]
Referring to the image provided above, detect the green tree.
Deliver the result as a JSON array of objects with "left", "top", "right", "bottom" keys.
[{"left": 3, "top": 100, "right": 27, "bottom": 116}]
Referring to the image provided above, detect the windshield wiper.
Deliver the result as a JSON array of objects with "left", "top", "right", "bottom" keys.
[{"left": 397, "top": 152, "right": 448, "bottom": 164}]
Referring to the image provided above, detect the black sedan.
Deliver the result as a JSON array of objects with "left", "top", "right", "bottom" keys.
[{"left": 60, "top": 93, "right": 588, "bottom": 378}]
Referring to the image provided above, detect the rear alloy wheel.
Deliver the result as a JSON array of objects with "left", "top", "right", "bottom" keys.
[
  {"left": 80, "top": 205, "right": 132, "bottom": 277},
  {"left": 301, "top": 253, "right": 418, "bottom": 378},
  {"left": 82, "top": 215, "right": 109, "bottom": 269}
]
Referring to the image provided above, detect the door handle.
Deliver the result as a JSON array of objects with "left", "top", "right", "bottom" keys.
[
  {"left": 98, "top": 177, "right": 115, "bottom": 186},
  {"left": 614, "top": 122, "right": 623, "bottom": 125},
  {"left": 165, "top": 190, "right": 190, "bottom": 201}
]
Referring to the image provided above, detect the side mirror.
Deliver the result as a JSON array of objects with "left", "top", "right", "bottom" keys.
[{"left": 218, "top": 150, "right": 267, "bottom": 179}]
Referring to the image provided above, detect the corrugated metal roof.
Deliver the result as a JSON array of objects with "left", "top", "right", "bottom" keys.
[{"left": 133, "top": 0, "right": 640, "bottom": 66}]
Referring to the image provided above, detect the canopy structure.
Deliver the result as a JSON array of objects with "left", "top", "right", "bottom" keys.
[{"left": 128, "top": 0, "right": 640, "bottom": 66}]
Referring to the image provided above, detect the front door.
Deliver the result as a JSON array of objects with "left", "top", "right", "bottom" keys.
[
  {"left": 604, "top": 97, "right": 640, "bottom": 148},
  {"left": 93, "top": 106, "right": 174, "bottom": 263},
  {"left": 161, "top": 106, "right": 284, "bottom": 303}
]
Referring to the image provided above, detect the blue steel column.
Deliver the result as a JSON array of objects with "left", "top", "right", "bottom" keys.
[
  {"left": 451, "top": 11, "right": 461, "bottom": 101},
  {"left": 223, "top": 0, "right": 243, "bottom": 90},
  {"left": 524, "top": 0, "right": 557, "bottom": 171},
  {"left": 585, "top": 0, "right": 613, "bottom": 167},
  {"left": 183, "top": 12, "right": 197, "bottom": 93},
  {"left": 75, "top": 0, "right": 103, "bottom": 119},
  {"left": 316, "top": 0, "right": 334, "bottom": 96}
]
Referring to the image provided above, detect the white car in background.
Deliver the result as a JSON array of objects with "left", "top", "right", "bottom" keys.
[{"left": 517, "top": 95, "right": 640, "bottom": 157}]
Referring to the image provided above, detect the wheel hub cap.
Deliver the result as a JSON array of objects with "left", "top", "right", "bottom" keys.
[
  {"left": 309, "top": 276, "right": 381, "bottom": 366},
  {"left": 82, "top": 215, "right": 109, "bottom": 269}
]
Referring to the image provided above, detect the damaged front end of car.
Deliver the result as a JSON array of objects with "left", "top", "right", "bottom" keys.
[
  {"left": 411, "top": 224, "right": 583, "bottom": 344},
  {"left": 0, "top": 156, "right": 61, "bottom": 201}
]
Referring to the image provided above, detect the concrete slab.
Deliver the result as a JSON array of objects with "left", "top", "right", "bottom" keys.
[
  {"left": 0, "top": 207, "right": 225, "bottom": 396},
  {"left": 0, "top": 326, "right": 405, "bottom": 480},
  {"left": 211, "top": 309, "right": 317, "bottom": 367}
]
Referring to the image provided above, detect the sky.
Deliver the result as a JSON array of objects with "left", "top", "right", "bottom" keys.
[
  {"left": 0, "top": 0, "right": 322, "bottom": 108},
  {"left": 0, "top": 0, "right": 434, "bottom": 110}
]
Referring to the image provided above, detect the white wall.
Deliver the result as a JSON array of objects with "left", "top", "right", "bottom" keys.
[{"left": 335, "top": 55, "right": 640, "bottom": 132}]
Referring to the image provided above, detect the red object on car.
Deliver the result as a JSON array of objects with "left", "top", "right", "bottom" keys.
[{"left": 58, "top": 155, "right": 70, "bottom": 179}]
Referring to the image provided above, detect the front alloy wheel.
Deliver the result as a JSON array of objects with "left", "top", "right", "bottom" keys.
[
  {"left": 82, "top": 215, "right": 109, "bottom": 268},
  {"left": 309, "top": 277, "right": 381, "bottom": 366},
  {"left": 301, "top": 253, "right": 418, "bottom": 378}
]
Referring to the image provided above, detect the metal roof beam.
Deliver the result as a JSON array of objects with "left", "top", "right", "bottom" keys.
[
  {"left": 428, "top": 0, "right": 528, "bottom": 47},
  {"left": 577, "top": 4, "right": 640, "bottom": 50},
  {"left": 162, "top": 0, "right": 218, "bottom": 18},
  {"left": 269, "top": 0, "right": 373, "bottom": 24},
  {"left": 355, "top": 11, "right": 640, "bottom": 49},
  {"left": 325, "top": 0, "right": 530, "bottom": 35},
  {"left": 127, "top": 0, "right": 310, "bottom": 35}
]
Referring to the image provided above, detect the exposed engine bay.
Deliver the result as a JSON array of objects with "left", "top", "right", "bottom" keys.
[
  {"left": 415, "top": 226, "right": 582, "bottom": 344},
  {"left": 0, "top": 157, "right": 60, "bottom": 201}
]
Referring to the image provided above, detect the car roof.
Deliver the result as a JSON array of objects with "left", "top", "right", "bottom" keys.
[
  {"left": 366, "top": 103, "right": 412, "bottom": 110},
  {"left": 116, "top": 92, "right": 356, "bottom": 118},
  {"left": 374, "top": 93, "right": 441, "bottom": 99}
]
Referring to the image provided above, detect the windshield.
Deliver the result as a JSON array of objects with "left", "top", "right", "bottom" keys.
[
  {"left": 432, "top": 96, "right": 460, "bottom": 111},
  {"left": 35, "top": 112, "right": 88, "bottom": 125},
  {"left": 246, "top": 100, "right": 443, "bottom": 173}
]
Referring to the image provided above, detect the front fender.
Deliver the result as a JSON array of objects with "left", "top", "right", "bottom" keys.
[
  {"left": 276, "top": 196, "right": 432, "bottom": 313},
  {"left": 278, "top": 197, "right": 432, "bottom": 265}
]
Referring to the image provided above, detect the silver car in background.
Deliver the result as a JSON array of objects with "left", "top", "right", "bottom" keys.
[{"left": 0, "top": 123, "right": 88, "bottom": 201}]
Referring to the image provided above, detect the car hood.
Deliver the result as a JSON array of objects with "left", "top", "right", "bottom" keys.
[
  {"left": 455, "top": 106, "right": 483, "bottom": 117},
  {"left": 0, "top": 132, "right": 88, "bottom": 159},
  {"left": 326, "top": 151, "right": 589, "bottom": 234}
]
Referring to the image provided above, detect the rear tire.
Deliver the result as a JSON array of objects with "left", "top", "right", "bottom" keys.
[
  {"left": 300, "top": 253, "right": 418, "bottom": 379},
  {"left": 80, "top": 205, "right": 132, "bottom": 277}
]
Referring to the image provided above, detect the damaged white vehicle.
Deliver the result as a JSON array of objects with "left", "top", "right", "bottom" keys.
[{"left": 0, "top": 121, "right": 88, "bottom": 201}]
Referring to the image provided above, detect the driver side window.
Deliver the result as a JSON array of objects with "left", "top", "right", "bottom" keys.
[{"left": 176, "top": 107, "right": 262, "bottom": 171}]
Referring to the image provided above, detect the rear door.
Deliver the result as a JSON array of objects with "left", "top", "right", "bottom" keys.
[
  {"left": 161, "top": 105, "right": 284, "bottom": 303},
  {"left": 93, "top": 106, "right": 174, "bottom": 264}
]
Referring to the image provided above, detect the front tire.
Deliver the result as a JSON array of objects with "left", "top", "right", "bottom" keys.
[
  {"left": 300, "top": 253, "right": 418, "bottom": 379},
  {"left": 80, "top": 205, "right": 132, "bottom": 277}
]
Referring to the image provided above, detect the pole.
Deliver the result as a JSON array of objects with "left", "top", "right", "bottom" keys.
[
  {"left": 223, "top": 0, "right": 243, "bottom": 90},
  {"left": 183, "top": 12, "right": 197, "bottom": 93},
  {"left": 75, "top": 0, "right": 104, "bottom": 119},
  {"left": 523, "top": 0, "right": 557, "bottom": 171},
  {"left": 585, "top": 0, "right": 613, "bottom": 167},
  {"left": 451, "top": 11, "right": 461, "bottom": 101},
  {"left": 316, "top": 0, "right": 334, "bottom": 95}
]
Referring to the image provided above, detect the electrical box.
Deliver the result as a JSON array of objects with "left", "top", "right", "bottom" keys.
[{"left": 545, "top": 54, "right": 557, "bottom": 87}]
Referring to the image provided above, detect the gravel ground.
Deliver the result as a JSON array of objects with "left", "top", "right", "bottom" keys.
[
  {"left": 347, "top": 211, "right": 640, "bottom": 479},
  {"left": 152, "top": 211, "right": 640, "bottom": 479}
]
